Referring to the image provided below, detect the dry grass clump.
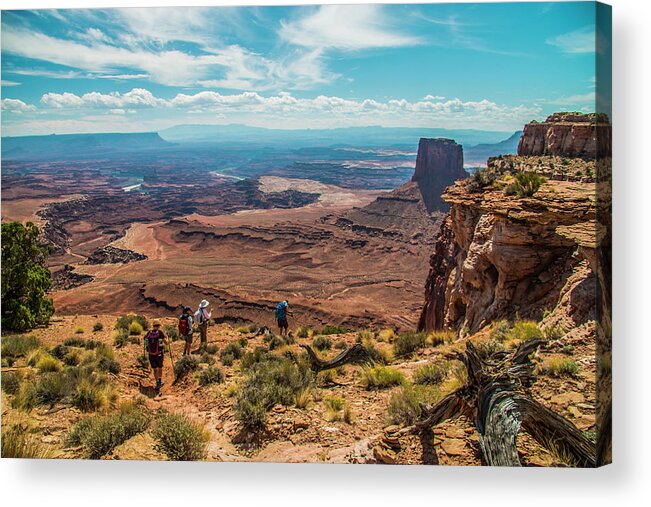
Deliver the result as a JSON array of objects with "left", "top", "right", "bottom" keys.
[
  {"left": 357, "top": 333, "right": 393, "bottom": 364},
  {"left": 323, "top": 396, "right": 345, "bottom": 421},
  {"left": 440, "top": 362, "right": 469, "bottom": 394},
  {"left": 74, "top": 326, "right": 85, "bottom": 334},
  {"left": 151, "top": 412, "right": 209, "bottom": 461},
  {"left": 320, "top": 325, "right": 351, "bottom": 335},
  {"left": 312, "top": 335, "right": 332, "bottom": 351},
  {"left": 360, "top": 366, "right": 405, "bottom": 390},
  {"left": 377, "top": 328, "right": 395, "bottom": 342},
  {"left": 535, "top": 356, "right": 580, "bottom": 377},
  {"left": 1, "top": 371, "right": 22, "bottom": 395},
  {"left": 1, "top": 334, "right": 41, "bottom": 358},
  {"left": 2, "top": 415, "right": 54, "bottom": 459},
  {"left": 427, "top": 330, "right": 456, "bottom": 347},
  {"left": 35, "top": 354, "right": 62, "bottom": 373},
  {"left": 294, "top": 387, "right": 312, "bottom": 409},
  {"left": 115, "top": 314, "right": 149, "bottom": 333},
  {"left": 92, "top": 322, "right": 104, "bottom": 332},
  {"left": 295, "top": 326, "right": 312, "bottom": 339},
  {"left": 387, "top": 385, "right": 443, "bottom": 425},
  {"left": 197, "top": 365, "right": 224, "bottom": 386},
  {"left": 393, "top": 331, "right": 427, "bottom": 358},
  {"left": 412, "top": 362, "right": 450, "bottom": 386}
]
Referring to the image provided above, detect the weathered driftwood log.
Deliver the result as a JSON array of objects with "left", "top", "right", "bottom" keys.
[
  {"left": 300, "top": 343, "right": 374, "bottom": 373},
  {"left": 413, "top": 339, "right": 596, "bottom": 467}
]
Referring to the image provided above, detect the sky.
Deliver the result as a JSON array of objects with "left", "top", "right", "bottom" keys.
[{"left": 0, "top": 2, "right": 607, "bottom": 136}]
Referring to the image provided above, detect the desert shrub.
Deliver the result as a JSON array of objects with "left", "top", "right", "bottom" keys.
[
  {"left": 220, "top": 342, "right": 243, "bottom": 365},
  {"left": 378, "top": 328, "right": 395, "bottom": 342},
  {"left": 360, "top": 366, "right": 405, "bottom": 390},
  {"left": 508, "top": 320, "right": 544, "bottom": 343},
  {"left": 241, "top": 347, "right": 279, "bottom": 370},
  {"left": 2, "top": 422, "right": 54, "bottom": 459},
  {"left": 136, "top": 354, "right": 149, "bottom": 369},
  {"left": 63, "top": 349, "right": 82, "bottom": 366},
  {"left": 92, "top": 322, "right": 104, "bottom": 332},
  {"left": 199, "top": 353, "right": 215, "bottom": 365},
  {"left": 295, "top": 326, "right": 310, "bottom": 339},
  {"left": 475, "top": 338, "right": 506, "bottom": 358},
  {"left": 413, "top": 363, "right": 450, "bottom": 385},
  {"left": 2, "top": 334, "right": 41, "bottom": 358},
  {"left": 544, "top": 324, "right": 565, "bottom": 341},
  {"left": 12, "top": 381, "right": 39, "bottom": 411},
  {"left": 491, "top": 320, "right": 511, "bottom": 341},
  {"left": 151, "top": 412, "right": 208, "bottom": 461},
  {"left": 358, "top": 334, "right": 391, "bottom": 364},
  {"left": 388, "top": 385, "right": 442, "bottom": 425},
  {"left": 91, "top": 344, "right": 120, "bottom": 374},
  {"left": 33, "top": 371, "right": 70, "bottom": 406},
  {"left": 356, "top": 329, "right": 376, "bottom": 342},
  {"left": 164, "top": 324, "right": 179, "bottom": 342},
  {"left": 174, "top": 355, "right": 200, "bottom": 378},
  {"left": 2, "top": 357, "right": 14, "bottom": 367},
  {"left": 113, "top": 329, "right": 129, "bottom": 348},
  {"left": 294, "top": 387, "right": 312, "bottom": 409},
  {"left": 334, "top": 340, "right": 347, "bottom": 350},
  {"left": 312, "top": 335, "right": 332, "bottom": 351},
  {"left": 84, "top": 339, "right": 101, "bottom": 350},
  {"left": 115, "top": 314, "right": 149, "bottom": 332},
  {"left": 128, "top": 321, "right": 143, "bottom": 336},
  {"left": 50, "top": 343, "right": 70, "bottom": 360},
  {"left": 72, "top": 379, "right": 109, "bottom": 412},
  {"left": 2, "top": 371, "right": 22, "bottom": 395},
  {"left": 393, "top": 331, "right": 427, "bottom": 358},
  {"left": 237, "top": 337, "right": 248, "bottom": 348},
  {"left": 441, "top": 362, "right": 469, "bottom": 393},
  {"left": 427, "top": 330, "right": 456, "bottom": 347},
  {"left": 36, "top": 354, "right": 62, "bottom": 374},
  {"left": 320, "top": 325, "right": 351, "bottom": 335},
  {"left": 267, "top": 335, "right": 286, "bottom": 350},
  {"left": 67, "top": 403, "right": 151, "bottom": 458},
  {"left": 236, "top": 326, "right": 249, "bottom": 334},
  {"left": 323, "top": 397, "right": 345, "bottom": 421},
  {"left": 466, "top": 167, "right": 499, "bottom": 193},
  {"left": 74, "top": 326, "right": 85, "bottom": 334},
  {"left": 535, "top": 356, "right": 580, "bottom": 377},
  {"left": 205, "top": 344, "right": 218, "bottom": 355},
  {"left": 235, "top": 357, "right": 311, "bottom": 429},
  {"left": 506, "top": 171, "right": 546, "bottom": 197},
  {"left": 197, "top": 366, "right": 224, "bottom": 386},
  {"left": 26, "top": 348, "right": 47, "bottom": 367},
  {"left": 64, "top": 336, "right": 86, "bottom": 348}
]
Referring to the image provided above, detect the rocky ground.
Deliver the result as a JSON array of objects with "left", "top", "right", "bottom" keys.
[{"left": 1, "top": 314, "right": 596, "bottom": 465}]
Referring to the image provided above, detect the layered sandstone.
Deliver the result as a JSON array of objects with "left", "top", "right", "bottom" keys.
[
  {"left": 411, "top": 138, "right": 467, "bottom": 212},
  {"left": 517, "top": 112, "right": 611, "bottom": 159}
]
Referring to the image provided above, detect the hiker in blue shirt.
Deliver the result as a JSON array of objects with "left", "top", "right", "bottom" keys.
[{"left": 275, "top": 299, "right": 292, "bottom": 337}]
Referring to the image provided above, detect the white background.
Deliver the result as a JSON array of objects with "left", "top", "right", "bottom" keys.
[{"left": 1, "top": 0, "right": 649, "bottom": 505}]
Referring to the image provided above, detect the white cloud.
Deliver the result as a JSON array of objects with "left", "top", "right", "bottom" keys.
[
  {"left": 546, "top": 26, "right": 596, "bottom": 54},
  {"left": 280, "top": 5, "right": 422, "bottom": 51},
  {"left": 1, "top": 98, "right": 37, "bottom": 113},
  {"left": 1, "top": 80, "right": 21, "bottom": 86},
  {"left": 424, "top": 95, "right": 445, "bottom": 101},
  {"left": 549, "top": 92, "right": 595, "bottom": 107},
  {"left": 34, "top": 87, "right": 542, "bottom": 130}
]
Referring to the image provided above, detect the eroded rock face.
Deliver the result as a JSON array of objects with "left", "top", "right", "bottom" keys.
[
  {"left": 517, "top": 112, "right": 611, "bottom": 159},
  {"left": 412, "top": 138, "right": 466, "bottom": 212},
  {"left": 84, "top": 246, "right": 147, "bottom": 265},
  {"left": 419, "top": 143, "right": 599, "bottom": 334}
]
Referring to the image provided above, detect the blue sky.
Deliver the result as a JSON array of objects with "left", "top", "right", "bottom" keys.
[{"left": 1, "top": 2, "right": 605, "bottom": 136}]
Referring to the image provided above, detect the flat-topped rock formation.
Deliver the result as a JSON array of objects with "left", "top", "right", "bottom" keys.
[
  {"left": 412, "top": 138, "right": 467, "bottom": 212},
  {"left": 517, "top": 112, "right": 611, "bottom": 159}
]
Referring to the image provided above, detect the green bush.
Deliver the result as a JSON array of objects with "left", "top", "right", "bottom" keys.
[
  {"left": 465, "top": 167, "right": 499, "bottom": 193},
  {"left": 151, "top": 412, "right": 208, "bottom": 461},
  {"left": 312, "top": 335, "right": 332, "bottom": 351},
  {"left": 1, "top": 371, "right": 22, "bottom": 395},
  {"left": 50, "top": 343, "right": 70, "bottom": 360},
  {"left": 2, "top": 423, "right": 54, "bottom": 459},
  {"left": 67, "top": 403, "right": 151, "bottom": 459},
  {"left": 92, "top": 322, "right": 104, "bottom": 332},
  {"left": 221, "top": 353, "right": 235, "bottom": 367},
  {"left": 113, "top": 329, "right": 129, "bottom": 348},
  {"left": 199, "top": 353, "right": 215, "bottom": 365},
  {"left": 295, "top": 326, "right": 310, "bottom": 338},
  {"left": 1, "top": 334, "right": 41, "bottom": 358},
  {"left": 220, "top": 342, "right": 243, "bottom": 365},
  {"left": 393, "top": 331, "right": 427, "bottom": 358},
  {"left": 128, "top": 321, "right": 143, "bottom": 336},
  {"left": 115, "top": 314, "right": 149, "bottom": 332},
  {"left": 536, "top": 356, "right": 580, "bottom": 377},
  {"left": 174, "top": 355, "right": 200, "bottom": 378},
  {"left": 413, "top": 363, "right": 449, "bottom": 385},
  {"left": 1, "top": 221, "right": 54, "bottom": 331},
  {"left": 84, "top": 339, "right": 101, "bottom": 350},
  {"left": 64, "top": 336, "right": 86, "bottom": 348},
  {"left": 71, "top": 379, "right": 109, "bottom": 412},
  {"left": 360, "top": 366, "right": 405, "bottom": 390},
  {"left": 12, "top": 381, "right": 39, "bottom": 411},
  {"left": 241, "top": 347, "right": 278, "bottom": 370},
  {"left": 197, "top": 366, "right": 224, "bottom": 386},
  {"left": 320, "top": 325, "right": 351, "bottom": 335},
  {"left": 508, "top": 320, "right": 544, "bottom": 342},
  {"left": 205, "top": 344, "right": 218, "bottom": 355},
  {"left": 36, "top": 354, "right": 62, "bottom": 373},
  {"left": 388, "top": 385, "right": 442, "bottom": 425},
  {"left": 323, "top": 397, "right": 345, "bottom": 422},
  {"left": 476, "top": 338, "right": 506, "bottom": 358},
  {"left": 35, "top": 371, "right": 73, "bottom": 405},
  {"left": 74, "top": 326, "right": 85, "bottom": 334},
  {"left": 235, "top": 356, "right": 311, "bottom": 429},
  {"left": 63, "top": 349, "right": 82, "bottom": 366},
  {"left": 506, "top": 171, "right": 546, "bottom": 197},
  {"left": 490, "top": 320, "right": 511, "bottom": 341},
  {"left": 268, "top": 335, "right": 286, "bottom": 350},
  {"left": 164, "top": 324, "right": 179, "bottom": 342}
]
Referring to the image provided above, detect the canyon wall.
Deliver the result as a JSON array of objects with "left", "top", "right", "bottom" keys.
[
  {"left": 411, "top": 138, "right": 467, "bottom": 212},
  {"left": 517, "top": 112, "right": 611, "bottom": 159},
  {"left": 419, "top": 113, "right": 611, "bottom": 336}
]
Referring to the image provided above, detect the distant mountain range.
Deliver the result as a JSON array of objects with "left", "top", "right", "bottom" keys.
[
  {"left": 158, "top": 123, "right": 515, "bottom": 148},
  {"left": 1, "top": 132, "right": 171, "bottom": 160},
  {"left": 1, "top": 125, "right": 520, "bottom": 164}
]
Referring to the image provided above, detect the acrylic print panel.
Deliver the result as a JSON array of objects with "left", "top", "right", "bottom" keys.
[{"left": 0, "top": 2, "right": 611, "bottom": 467}]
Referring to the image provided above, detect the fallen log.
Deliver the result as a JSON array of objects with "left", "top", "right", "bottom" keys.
[
  {"left": 299, "top": 343, "right": 374, "bottom": 373},
  {"left": 411, "top": 339, "right": 597, "bottom": 467}
]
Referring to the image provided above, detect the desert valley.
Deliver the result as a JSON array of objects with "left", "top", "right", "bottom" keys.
[{"left": 1, "top": 114, "right": 611, "bottom": 466}]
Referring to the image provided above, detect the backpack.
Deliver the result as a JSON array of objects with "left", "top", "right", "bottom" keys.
[
  {"left": 145, "top": 330, "right": 163, "bottom": 355},
  {"left": 179, "top": 314, "right": 191, "bottom": 335},
  {"left": 275, "top": 301, "right": 287, "bottom": 320}
]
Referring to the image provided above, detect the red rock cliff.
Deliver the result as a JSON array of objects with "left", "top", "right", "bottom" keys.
[
  {"left": 412, "top": 138, "right": 467, "bottom": 212},
  {"left": 517, "top": 112, "right": 611, "bottom": 159}
]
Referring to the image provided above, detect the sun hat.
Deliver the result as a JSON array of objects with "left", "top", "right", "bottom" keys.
[{"left": 199, "top": 299, "right": 210, "bottom": 308}]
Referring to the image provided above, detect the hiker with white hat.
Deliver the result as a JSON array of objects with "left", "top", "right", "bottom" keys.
[{"left": 194, "top": 299, "right": 212, "bottom": 351}]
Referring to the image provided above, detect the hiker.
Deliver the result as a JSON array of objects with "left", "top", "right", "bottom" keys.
[
  {"left": 275, "top": 299, "right": 292, "bottom": 337},
  {"left": 179, "top": 306, "right": 194, "bottom": 356},
  {"left": 144, "top": 321, "right": 169, "bottom": 390},
  {"left": 194, "top": 299, "right": 212, "bottom": 351}
]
